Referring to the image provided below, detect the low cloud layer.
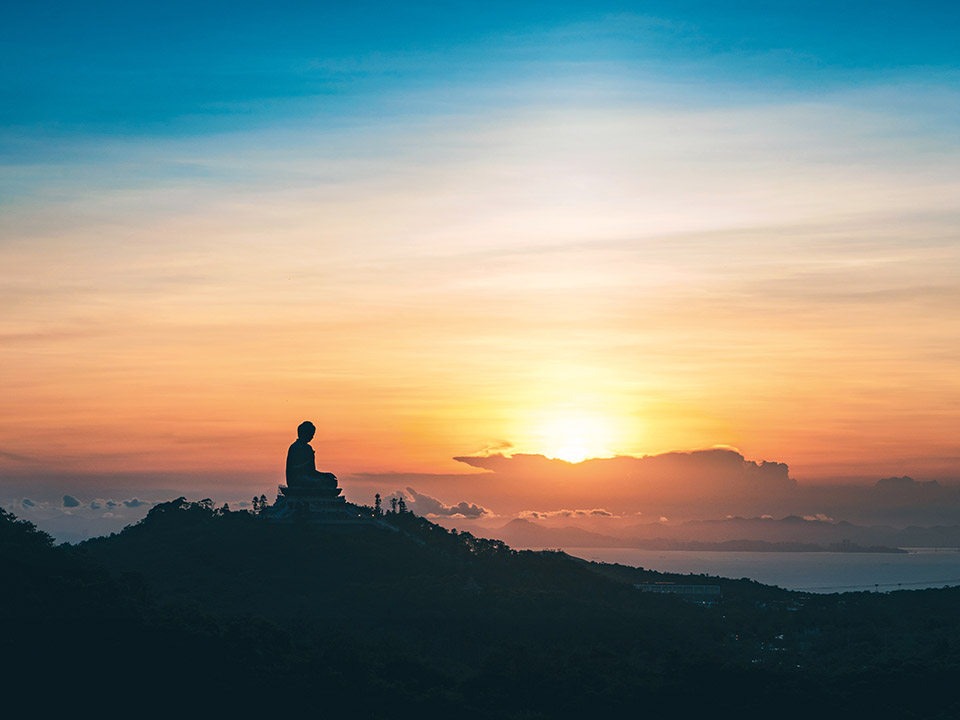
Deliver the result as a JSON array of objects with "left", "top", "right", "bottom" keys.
[
  {"left": 455, "top": 449, "right": 794, "bottom": 494},
  {"left": 450, "top": 448, "right": 796, "bottom": 518},
  {"left": 5, "top": 493, "right": 269, "bottom": 543},
  {"left": 5, "top": 495, "right": 170, "bottom": 543},
  {"left": 16, "top": 495, "right": 153, "bottom": 515},
  {"left": 392, "top": 488, "right": 490, "bottom": 519},
  {"left": 444, "top": 450, "right": 960, "bottom": 525},
  {"left": 519, "top": 508, "right": 616, "bottom": 520}
]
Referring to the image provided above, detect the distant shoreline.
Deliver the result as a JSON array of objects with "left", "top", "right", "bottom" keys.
[
  {"left": 528, "top": 545, "right": 960, "bottom": 594},
  {"left": 517, "top": 540, "right": 909, "bottom": 553},
  {"left": 622, "top": 540, "right": 908, "bottom": 554}
]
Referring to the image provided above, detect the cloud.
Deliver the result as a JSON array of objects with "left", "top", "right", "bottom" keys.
[
  {"left": 17, "top": 494, "right": 153, "bottom": 517},
  {"left": 364, "top": 448, "right": 960, "bottom": 525},
  {"left": 455, "top": 449, "right": 793, "bottom": 488},
  {"left": 519, "top": 508, "right": 616, "bottom": 520},
  {"left": 0, "top": 449, "right": 39, "bottom": 463},
  {"left": 399, "top": 487, "right": 490, "bottom": 519},
  {"left": 802, "top": 513, "right": 835, "bottom": 523},
  {"left": 475, "top": 440, "right": 514, "bottom": 457},
  {"left": 57, "top": 495, "right": 149, "bottom": 510},
  {"left": 875, "top": 476, "right": 941, "bottom": 493},
  {"left": 452, "top": 448, "right": 797, "bottom": 516},
  {"left": 455, "top": 448, "right": 794, "bottom": 485},
  {"left": 2, "top": 494, "right": 179, "bottom": 543}
]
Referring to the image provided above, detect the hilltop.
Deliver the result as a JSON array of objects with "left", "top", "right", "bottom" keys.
[
  {"left": 79, "top": 497, "right": 781, "bottom": 633},
  {"left": 4, "top": 500, "right": 960, "bottom": 718}
]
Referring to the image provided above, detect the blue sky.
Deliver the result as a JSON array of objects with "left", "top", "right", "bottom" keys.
[
  {"left": 3, "top": 1, "right": 958, "bottom": 140},
  {"left": 4, "top": 0, "right": 957, "bottom": 204}
]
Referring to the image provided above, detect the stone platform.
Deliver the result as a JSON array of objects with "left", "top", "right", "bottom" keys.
[
  {"left": 263, "top": 484, "right": 370, "bottom": 524},
  {"left": 278, "top": 484, "right": 344, "bottom": 502}
]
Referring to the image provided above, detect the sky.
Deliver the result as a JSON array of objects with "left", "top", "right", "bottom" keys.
[{"left": 3, "top": 2, "right": 960, "bottom": 534}]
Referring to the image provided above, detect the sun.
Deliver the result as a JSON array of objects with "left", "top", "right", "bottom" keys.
[
  {"left": 540, "top": 413, "right": 613, "bottom": 464},
  {"left": 552, "top": 443, "right": 591, "bottom": 464}
]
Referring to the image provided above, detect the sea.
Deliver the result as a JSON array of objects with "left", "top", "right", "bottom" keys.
[{"left": 519, "top": 547, "right": 960, "bottom": 594}]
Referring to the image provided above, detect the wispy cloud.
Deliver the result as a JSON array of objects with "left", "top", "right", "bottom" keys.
[{"left": 519, "top": 508, "right": 617, "bottom": 519}]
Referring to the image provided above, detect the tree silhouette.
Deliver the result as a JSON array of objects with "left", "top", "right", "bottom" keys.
[
  {"left": 390, "top": 497, "right": 398, "bottom": 513},
  {"left": 374, "top": 493, "right": 382, "bottom": 516}
]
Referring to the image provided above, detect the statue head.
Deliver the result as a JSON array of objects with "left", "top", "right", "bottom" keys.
[{"left": 297, "top": 421, "right": 316, "bottom": 441}]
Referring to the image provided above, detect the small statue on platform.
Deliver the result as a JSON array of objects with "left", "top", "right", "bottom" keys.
[{"left": 286, "top": 421, "right": 338, "bottom": 489}]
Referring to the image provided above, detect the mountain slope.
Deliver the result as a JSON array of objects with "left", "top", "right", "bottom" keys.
[{"left": 6, "top": 500, "right": 960, "bottom": 718}]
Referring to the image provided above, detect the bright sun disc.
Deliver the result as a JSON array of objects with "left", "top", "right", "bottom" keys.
[
  {"left": 553, "top": 444, "right": 590, "bottom": 463},
  {"left": 539, "top": 412, "right": 613, "bottom": 463}
]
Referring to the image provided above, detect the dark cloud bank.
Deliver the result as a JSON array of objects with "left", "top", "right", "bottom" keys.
[{"left": 449, "top": 449, "right": 960, "bottom": 526}]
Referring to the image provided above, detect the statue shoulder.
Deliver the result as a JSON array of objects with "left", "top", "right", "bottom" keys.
[{"left": 288, "top": 439, "right": 313, "bottom": 456}]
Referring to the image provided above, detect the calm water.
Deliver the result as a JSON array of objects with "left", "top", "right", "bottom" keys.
[{"left": 521, "top": 547, "right": 960, "bottom": 593}]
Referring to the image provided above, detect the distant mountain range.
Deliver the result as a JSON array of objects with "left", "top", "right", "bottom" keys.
[
  {"left": 449, "top": 450, "right": 960, "bottom": 526},
  {"left": 483, "top": 516, "right": 960, "bottom": 552}
]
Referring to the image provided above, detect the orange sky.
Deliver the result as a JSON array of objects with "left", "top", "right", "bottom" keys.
[{"left": 3, "top": 93, "right": 960, "bottom": 491}]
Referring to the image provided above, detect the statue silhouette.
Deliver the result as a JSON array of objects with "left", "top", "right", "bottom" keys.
[{"left": 285, "top": 421, "right": 338, "bottom": 489}]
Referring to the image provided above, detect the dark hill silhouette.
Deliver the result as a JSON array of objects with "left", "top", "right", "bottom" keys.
[
  {"left": 81, "top": 497, "right": 774, "bottom": 630},
  {"left": 5, "top": 501, "right": 960, "bottom": 718}
]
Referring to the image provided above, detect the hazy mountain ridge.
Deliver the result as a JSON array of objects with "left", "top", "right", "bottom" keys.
[
  {"left": 625, "top": 515, "right": 960, "bottom": 548},
  {"left": 387, "top": 452, "right": 960, "bottom": 527},
  {"left": 10, "top": 464, "right": 960, "bottom": 544},
  {"left": 482, "top": 515, "right": 960, "bottom": 551}
]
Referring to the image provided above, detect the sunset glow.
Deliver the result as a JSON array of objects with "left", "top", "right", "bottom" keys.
[
  {"left": 2, "top": 3, "right": 960, "bottom": 527},
  {"left": 534, "top": 412, "right": 618, "bottom": 464}
]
